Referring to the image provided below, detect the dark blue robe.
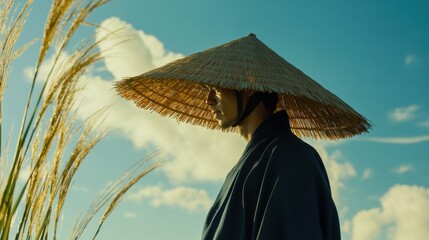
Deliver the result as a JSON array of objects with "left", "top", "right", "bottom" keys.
[{"left": 202, "top": 110, "right": 341, "bottom": 240}]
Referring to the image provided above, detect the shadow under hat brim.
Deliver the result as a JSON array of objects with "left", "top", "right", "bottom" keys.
[{"left": 115, "top": 75, "right": 371, "bottom": 140}]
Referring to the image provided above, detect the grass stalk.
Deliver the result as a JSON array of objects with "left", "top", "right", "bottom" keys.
[{"left": 1, "top": 0, "right": 158, "bottom": 239}]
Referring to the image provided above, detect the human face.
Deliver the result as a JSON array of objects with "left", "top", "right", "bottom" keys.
[{"left": 205, "top": 86, "right": 238, "bottom": 128}]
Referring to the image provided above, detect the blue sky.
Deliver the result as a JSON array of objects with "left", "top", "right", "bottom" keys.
[{"left": 5, "top": 0, "right": 429, "bottom": 239}]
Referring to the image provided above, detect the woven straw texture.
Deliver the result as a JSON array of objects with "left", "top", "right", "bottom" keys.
[{"left": 115, "top": 33, "right": 371, "bottom": 140}]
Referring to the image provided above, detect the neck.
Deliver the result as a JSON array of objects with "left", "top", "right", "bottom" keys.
[{"left": 238, "top": 103, "right": 273, "bottom": 142}]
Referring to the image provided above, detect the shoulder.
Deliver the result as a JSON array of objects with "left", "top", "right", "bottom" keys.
[
  {"left": 244, "top": 132, "right": 327, "bottom": 182},
  {"left": 257, "top": 133, "right": 330, "bottom": 187},
  {"left": 270, "top": 134, "right": 320, "bottom": 166}
]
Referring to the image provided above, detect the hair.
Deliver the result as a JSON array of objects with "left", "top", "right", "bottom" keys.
[{"left": 261, "top": 92, "right": 278, "bottom": 113}]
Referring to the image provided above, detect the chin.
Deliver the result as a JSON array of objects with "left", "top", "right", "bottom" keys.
[
  {"left": 218, "top": 120, "right": 233, "bottom": 129},
  {"left": 215, "top": 114, "right": 235, "bottom": 129}
]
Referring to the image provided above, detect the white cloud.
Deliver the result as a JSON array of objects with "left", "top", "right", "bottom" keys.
[
  {"left": 389, "top": 105, "right": 420, "bottom": 122},
  {"left": 404, "top": 54, "right": 417, "bottom": 65},
  {"left": 90, "top": 17, "right": 246, "bottom": 183},
  {"left": 364, "top": 135, "right": 429, "bottom": 144},
  {"left": 23, "top": 48, "right": 78, "bottom": 106},
  {"left": 25, "top": 17, "right": 245, "bottom": 183},
  {"left": 74, "top": 73, "right": 245, "bottom": 182},
  {"left": 95, "top": 17, "right": 184, "bottom": 80},
  {"left": 311, "top": 144, "right": 356, "bottom": 204},
  {"left": 339, "top": 206, "right": 349, "bottom": 219},
  {"left": 123, "top": 212, "right": 137, "bottom": 219},
  {"left": 362, "top": 168, "right": 373, "bottom": 180},
  {"left": 342, "top": 219, "right": 352, "bottom": 235},
  {"left": 18, "top": 165, "right": 31, "bottom": 182},
  {"left": 392, "top": 164, "right": 413, "bottom": 174},
  {"left": 125, "top": 185, "right": 212, "bottom": 212},
  {"left": 351, "top": 185, "right": 429, "bottom": 240},
  {"left": 71, "top": 185, "right": 89, "bottom": 193},
  {"left": 418, "top": 120, "right": 429, "bottom": 128},
  {"left": 23, "top": 48, "right": 70, "bottom": 82},
  {"left": 352, "top": 208, "right": 385, "bottom": 240}
]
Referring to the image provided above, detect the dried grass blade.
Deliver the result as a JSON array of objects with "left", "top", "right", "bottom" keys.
[{"left": 92, "top": 162, "right": 160, "bottom": 239}]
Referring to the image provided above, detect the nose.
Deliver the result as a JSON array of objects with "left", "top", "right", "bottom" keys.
[{"left": 206, "top": 89, "right": 217, "bottom": 106}]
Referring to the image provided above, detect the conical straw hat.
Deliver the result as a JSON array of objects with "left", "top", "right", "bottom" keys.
[{"left": 115, "top": 33, "right": 371, "bottom": 140}]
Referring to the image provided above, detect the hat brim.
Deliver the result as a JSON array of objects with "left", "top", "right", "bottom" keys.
[
  {"left": 115, "top": 33, "right": 372, "bottom": 140},
  {"left": 115, "top": 76, "right": 371, "bottom": 140}
]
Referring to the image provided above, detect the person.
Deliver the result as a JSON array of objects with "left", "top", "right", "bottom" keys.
[
  {"left": 201, "top": 87, "right": 341, "bottom": 239},
  {"left": 115, "top": 33, "right": 370, "bottom": 240}
]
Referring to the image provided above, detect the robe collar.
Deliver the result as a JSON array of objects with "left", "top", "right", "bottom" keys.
[{"left": 247, "top": 110, "right": 293, "bottom": 147}]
